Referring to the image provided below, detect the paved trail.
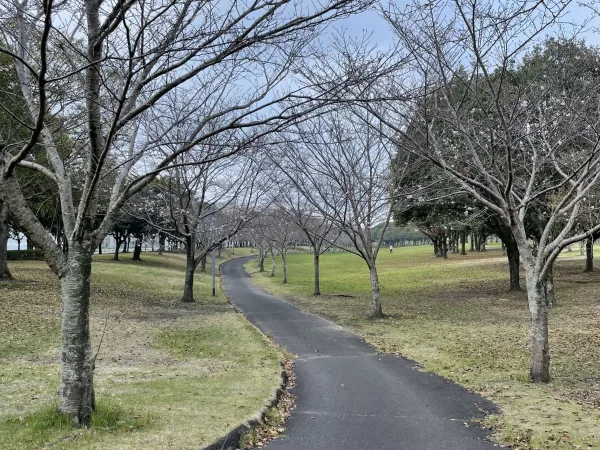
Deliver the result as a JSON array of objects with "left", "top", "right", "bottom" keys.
[{"left": 221, "top": 257, "right": 500, "bottom": 450}]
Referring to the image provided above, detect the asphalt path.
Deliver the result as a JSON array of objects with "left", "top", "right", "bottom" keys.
[{"left": 221, "top": 257, "right": 500, "bottom": 450}]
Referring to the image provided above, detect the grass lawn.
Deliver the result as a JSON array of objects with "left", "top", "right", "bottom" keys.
[
  {"left": 0, "top": 247, "right": 281, "bottom": 450},
  {"left": 247, "top": 244, "right": 600, "bottom": 450}
]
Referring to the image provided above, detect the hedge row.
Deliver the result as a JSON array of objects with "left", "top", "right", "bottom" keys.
[{"left": 7, "top": 250, "right": 44, "bottom": 260}]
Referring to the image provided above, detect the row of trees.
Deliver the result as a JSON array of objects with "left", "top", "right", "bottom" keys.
[
  {"left": 0, "top": 0, "right": 375, "bottom": 425},
  {"left": 2, "top": 0, "right": 600, "bottom": 427}
]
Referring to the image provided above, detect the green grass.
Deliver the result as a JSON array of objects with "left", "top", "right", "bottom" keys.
[
  {"left": 0, "top": 248, "right": 280, "bottom": 450},
  {"left": 247, "top": 244, "right": 600, "bottom": 450}
]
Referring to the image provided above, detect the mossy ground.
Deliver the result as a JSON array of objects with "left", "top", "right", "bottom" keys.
[
  {"left": 0, "top": 248, "right": 281, "bottom": 450},
  {"left": 247, "top": 244, "right": 600, "bottom": 450}
]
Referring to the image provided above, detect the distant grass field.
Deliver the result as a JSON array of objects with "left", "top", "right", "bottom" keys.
[
  {"left": 0, "top": 248, "right": 281, "bottom": 450},
  {"left": 247, "top": 244, "right": 600, "bottom": 450}
]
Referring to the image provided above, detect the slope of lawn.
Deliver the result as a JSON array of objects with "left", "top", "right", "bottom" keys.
[
  {"left": 247, "top": 245, "right": 600, "bottom": 450},
  {"left": 0, "top": 248, "right": 281, "bottom": 450}
]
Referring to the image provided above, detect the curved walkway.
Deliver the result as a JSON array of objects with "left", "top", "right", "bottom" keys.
[{"left": 221, "top": 257, "right": 500, "bottom": 450}]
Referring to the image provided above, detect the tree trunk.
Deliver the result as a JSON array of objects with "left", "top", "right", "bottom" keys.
[
  {"left": 528, "top": 281, "right": 550, "bottom": 383},
  {"left": 368, "top": 265, "right": 384, "bottom": 318},
  {"left": 200, "top": 255, "right": 207, "bottom": 273},
  {"left": 58, "top": 246, "right": 95, "bottom": 425},
  {"left": 460, "top": 231, "right": 466, "bottom": 255},
  {"left": 132, "top": 239, "right": 142, "bottom": 261},
  {"left": 313, "top": 250, "right": 320, "bottom": 296},
  {"left": 0, "top": 201, "right": 13, "bottom": 281},
  {"left": 270, "top": 253, "right": 276, "bottom": 277},
  {"left": 506, "top": 240, "right": 521, "bottom": 292},
  {"left": 545, "top": 264, "right": 555, "bottom": 308},
  {"left": 181, "top": 239, "right": 195, "bottom": 303},
  {"left": 282, "top": 251, "right": 288, "bottom": 283},
  {"left": 97, "top": 243, "right": 102, "bottom": 255},
  {"left": 469, "top": 232, "right": 474, "bottom": 252},
  {"left": 433, "top": 236, "right": 440, "bottom": 257},
  {"left": 259, "top": 248, "right": 265, "bottom": 272},
  {"left": 113, "top": 238, "right": 121, "bottom": 261},
  {"left": 585, "top": 236, "right": 594, "bottom": 272},
  {"left": 442, "top": 234, "right": 448, "bottom": 259},
  {"left": 158, "top": 232, "right": 165, "bottom": 255}
]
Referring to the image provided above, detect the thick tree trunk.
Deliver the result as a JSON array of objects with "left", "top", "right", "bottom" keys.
[
  {"left": 58, "top": 247, "right": 95, "bottom": 425},
  {"left": 97, "top": 244, "right": 102, "bottom": 255},
  {"left": 181, "top": 240, "right": 195, "bottom": 303},
  {"left": 368, "top": 265, "right": 384, "bottom": 318},
  {"left": 585, "top": 236, "right": 594, "bottom": 272},
  {"left": 506, "top": 240, "right": 521, "bottom": 292},
  {"left": 469, "top": 232, "right": 474, "bottom": 252},
  {"left": 282, "top": 251, "right": 288, "bottom": 283},
  {"left": 460, "top": 231, "right": 466, "bottom": 255},
  {"left": 433, "top": 237, "right": 440, "bottom": 257},
  {"left": 200, "top": 255, "right": 207, "bottom": 273},
  {"left": 0, "top": 201, "right": 13, "bottom": 281},
  {"left": 528, "top": 282, "right": 550, "bottom": 382},
  {"left": 132, "top": 239, "right": 142, "bottom": 261},
  {"left": 313, "top": 251, "right": 320, "bottom": 296}
]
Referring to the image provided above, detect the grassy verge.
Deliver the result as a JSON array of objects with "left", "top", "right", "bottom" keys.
[
  {"left": 0, "top": 248, "right": 281, "bottom": 450},
  {"left": 246, "top": 245, "right": 600, "bottom": 450}
]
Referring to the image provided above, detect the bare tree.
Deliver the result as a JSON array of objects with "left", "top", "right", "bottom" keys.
[
  {"left": 364, "top": 0, "right": 600, "bottom": 381},
  {"left": 159, "top": 154, "right": 267, "bottom": 302},
  {"left": 0, "top": 0, "right": 372, "bottom": 424},
  {"left": 277, "top": 186, "right": 338, "bottom": 295},
  {"left": 274, "top": 108, "right": 409, "bottom": 317},
  {"left": 262, "top": 206, "right": 302, "bottom": 284}
]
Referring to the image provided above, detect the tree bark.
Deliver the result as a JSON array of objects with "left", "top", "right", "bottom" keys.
[
  {"left": 368, "top": 265, "right": 384, "bottom": 318},
  {"left": 545, "top": 264, "right": 555, "bottom": 308},
  {"left": 442, "top": 234, "right": 448, "bottom": 259},
  {"left": 258, "top": 248, "right": 265, "bottom": 272},
  {"left": 282, "top": 251, "right": 288, "bottom": 283},
  {"left": 58, "top": 246, "right": 95, "bottom": 425},
  {"left": 506, "top": 240, "right": 521, "bottom": 292},
  {"left": 460, "top": 231, "right": 466, "bottom": 255},
  {"left": 313, "top": 249, "right": 320, "bottom": 296},
  {"left": 132, "top": 239, "right": 142, "bottom": 261},
  {"left": 97, "top": 243, "right": 102, "bottom": 255},
  {"left": 469, "top": 232, "right": 474, "bottom": 252},
  {"left": 528, "top": 282, "right": 550, "bottom": 382},
  {"left": 158, "top": 232, "right": 165, "bottom": 255},
  {"left": 270, "top": 253, "right": 276, "bottom": 277},
  {"left": 200, "top": 255, "right": 207, "bottom": 273},
  {"left": 181, "top": 238, "right": 195, "bottom": 303},
  {"left": 0, "top": 201, "right": 13, "bottom": 281},
  {"left": 113, "top": 238, "right": 121, "bottom": 261},
  {"left": 585, "top": 236, "right": 594, "bottom": 272}
]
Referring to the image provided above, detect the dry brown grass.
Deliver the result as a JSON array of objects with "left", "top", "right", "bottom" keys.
[{"left": 0, "top": 249, "right": 281, "bottom": 450}]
